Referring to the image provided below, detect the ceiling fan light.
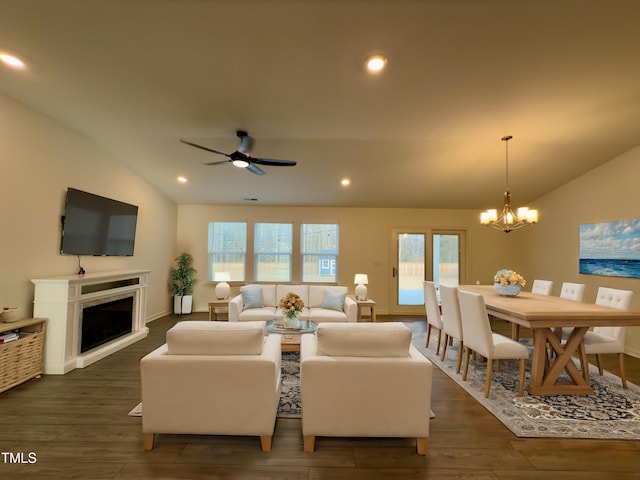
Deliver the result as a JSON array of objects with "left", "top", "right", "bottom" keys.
[{"left": 232, "top": 159, "right": 249, "bottom": 168}]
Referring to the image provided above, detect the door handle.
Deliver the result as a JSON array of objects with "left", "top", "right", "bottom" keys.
[{"left": 392, "top": 267, "right": 397, "bottom": 277}]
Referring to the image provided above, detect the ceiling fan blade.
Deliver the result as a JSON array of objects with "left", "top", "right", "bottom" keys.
[
  {"left": 203, "top": 160, "right": 231, "bottom": 166},
  {"left": 180, "top": 139, "right": 230, "bottom": 158},
  {"left": 251, "top": 157, "right": 297, "bottom": 167},
  {"left": 246, "top": 163, "right": 266, "bottom": 175}
]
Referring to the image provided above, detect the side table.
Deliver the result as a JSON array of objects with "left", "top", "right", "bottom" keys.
[
  {"left": 348, "top": 295, "right": 377, "bottom": 322},
  {"left": 208, "top": 300, "right": 229, "bottom": 321}
]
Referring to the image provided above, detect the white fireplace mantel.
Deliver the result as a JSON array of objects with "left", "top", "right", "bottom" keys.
[{"left": 32, "top": 269, "right": 150, "bottom": 374}]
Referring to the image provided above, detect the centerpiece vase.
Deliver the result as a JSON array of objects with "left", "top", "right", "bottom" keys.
[
  {"left": 494, "top": 283, "right": 521, "bottom": 297},
  {"left": 284, "top": 312, "right": 300, "bottom": 328}
]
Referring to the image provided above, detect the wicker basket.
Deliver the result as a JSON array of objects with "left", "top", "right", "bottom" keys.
[
  {"left": 0, "top": 307, "right": 22, "bottom": 323},
  {"left": 0, "top": 331, "right": 45, "bottom": 393}
]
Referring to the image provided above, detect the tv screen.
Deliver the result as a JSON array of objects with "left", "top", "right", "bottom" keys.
[{"left": 60, "top": 188, "right": 138, "bottom": 256}]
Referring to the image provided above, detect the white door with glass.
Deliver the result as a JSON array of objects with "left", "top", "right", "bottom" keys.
[{"left": 391, "top": 229, "right": 465, "bottom": 314}]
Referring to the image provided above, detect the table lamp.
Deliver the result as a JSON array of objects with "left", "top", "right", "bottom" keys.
[
  {"left": 214, "top": 272, "right": 231, "bottom": 299},
  {"left": 354, "top": 273, "right": 369, "bottom": 301}
]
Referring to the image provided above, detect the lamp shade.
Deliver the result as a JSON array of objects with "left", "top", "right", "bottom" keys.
[{"left": 214, "top": 272, "right": 231, "bottom": 281}]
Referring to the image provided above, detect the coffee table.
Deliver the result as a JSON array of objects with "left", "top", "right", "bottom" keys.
[{"left": 265, "top": 320, "right": 318, "bottom": 352}]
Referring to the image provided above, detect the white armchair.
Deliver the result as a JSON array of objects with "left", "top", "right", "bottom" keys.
[
  {"left": 300, "top": 323, "right": 433, "bottom": 455},
  {"left": 140, "top": 321, "right": 281, "bottom": 451}
]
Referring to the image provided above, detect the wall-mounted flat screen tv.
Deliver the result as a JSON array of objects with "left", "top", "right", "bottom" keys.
[{"left": 60, "top": 188, "right": 138, "bottom": 256}]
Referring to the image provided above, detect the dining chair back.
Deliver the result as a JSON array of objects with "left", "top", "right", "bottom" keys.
[
  {"left": 458, "top": 291, "right": 529, "bottom": 397},
  {"left": 560, "top": 282, "right": 585, "bottom": 301},
  {"left": 583, "top": 287, "right": 635, "bottom": 388},
  {"left": 531, "top": 279, "right": 553, "bottom": 296},
  {"left": 439, "top": 285, "right": 464, "bottom": 373},
  {"left": 423, "top": 281, "right": 443, "bottom": 354}
]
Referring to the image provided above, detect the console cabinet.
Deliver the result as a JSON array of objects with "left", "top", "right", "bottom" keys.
[{"left": 0, "top": 318, "right": 47, "bottom": 394}]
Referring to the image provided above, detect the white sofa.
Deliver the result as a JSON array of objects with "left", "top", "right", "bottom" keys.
[
  {"left": 228, "top": 284, "right": 357, "bottom": 323},
  {"left": 140, "top": 321, "right": 281, "bottom": 451},
  {"left": 300, "top": 323, "right": 433, "bottom": 455}
]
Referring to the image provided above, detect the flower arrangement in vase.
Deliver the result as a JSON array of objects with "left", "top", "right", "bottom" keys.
[
  {"left": 494, "top": 269, "right": 526, "bottom": 296},
  {"left": 279, "top": 292, "right": 304, "bottom": 327}
]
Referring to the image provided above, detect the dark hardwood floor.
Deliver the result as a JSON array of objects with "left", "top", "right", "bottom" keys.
[{"left": 1, "top": 313, "right": 640, "bottom": 479}]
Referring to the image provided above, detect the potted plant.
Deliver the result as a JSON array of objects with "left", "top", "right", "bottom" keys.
[{"left": 170, "top": 252, "right": 197, "bottom": 314}]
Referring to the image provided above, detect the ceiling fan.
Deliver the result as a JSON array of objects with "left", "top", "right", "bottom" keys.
[{"left": 180, "top": 130, "right": 296, "bottom": 175}]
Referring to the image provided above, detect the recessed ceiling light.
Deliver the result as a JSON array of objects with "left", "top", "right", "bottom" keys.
[
  {"left": 0, "top": 53, "right": 26, "bottom": 69},
  {"left": 177, "top": 176, "right": 188, "bottom": 183},
  {"left": 341, "top": 178, "right": 351, "bottom": 186},
  {"left": 366, "top": 55, "right": 387, "bottom": 73}
]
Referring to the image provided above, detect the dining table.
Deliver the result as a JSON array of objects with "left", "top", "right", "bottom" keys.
[{"left": 458, "top": 285, "right": 640, "bottom": 395}]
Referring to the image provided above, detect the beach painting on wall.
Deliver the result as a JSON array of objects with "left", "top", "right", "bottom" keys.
[{"left": 579, "top": 219, "right": 640, "bottom": 278}]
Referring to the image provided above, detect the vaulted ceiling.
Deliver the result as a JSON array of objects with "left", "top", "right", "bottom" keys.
[{"left": 2, "top": 0, "right": 640, "bottom": 208}]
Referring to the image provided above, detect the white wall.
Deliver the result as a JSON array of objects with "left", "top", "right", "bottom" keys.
[
  {"left": 520, "top": 146, "right": 640, "bottom": 356},
  {"left": 0, "top": 95, "right": 177, "bottom": 321},
  {"left": 176, "top": 204, "right": 518, "bottom": 314}
]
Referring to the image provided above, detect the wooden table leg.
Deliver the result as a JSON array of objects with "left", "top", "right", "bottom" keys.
[{"left": 528, "top": 327, "right": 593, "bottom": 395}]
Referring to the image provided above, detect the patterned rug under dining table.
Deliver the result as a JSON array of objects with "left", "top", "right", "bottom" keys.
[{"left": 458, "top": 285, "right": 640, "bottom": 395}]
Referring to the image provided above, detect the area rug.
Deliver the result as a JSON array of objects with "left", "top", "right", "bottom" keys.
[
  {"left": 413, "top": 330, "right": 640, "bottom": 440},
  {"left": 128, "top": 352, "right": 302, "bottom": 418}
]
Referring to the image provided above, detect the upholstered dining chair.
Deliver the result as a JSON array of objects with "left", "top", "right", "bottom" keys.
[
  {"left": 439, "top": 285, "right": 464, "bottom": 373},
  {"left": 531, "top": 279, "right": 553, "bottom": 296},
  {"left": 560, "top": 282, "right": 586, "bottom": 301},
  {"left": 458, "top": 291, "right": 530, "bottom": 398},
  {"left": 555, "top": 282, "right": 587, "bottom": 343},
  {"left": 512, "top": 279, "right": 554, "bottom": 340},
  {"left": 581, "top": 287, "right": 634, "bottom": 388},
  {"left": 424, "top": 281, "right": 443, "bottom": 355}
]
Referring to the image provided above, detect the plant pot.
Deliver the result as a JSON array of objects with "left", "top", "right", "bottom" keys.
[
  {"left": 494, "top": 284, "right": 521, "bottom": 297},
  {"left": 174, "top": 295, "right": 193, "bottom": 315}
]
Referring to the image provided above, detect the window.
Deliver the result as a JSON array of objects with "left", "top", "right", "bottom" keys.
[
  {"left": 301, "top": 224, "right": 339, "bottom": 283},
  {"left": 254, "top": 223, "right": 292, "bottom": 282},
  {"left": 208, "top": 222, "right": 247, "bottom": 281}
]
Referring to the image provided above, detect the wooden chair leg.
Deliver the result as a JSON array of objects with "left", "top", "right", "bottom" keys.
[
  {"left": 618, "top": 353, "right": 628, "bottom": 389},
  {"left": 455, "top": 341, "right": 464, "bottom": 374},
  {"left": 426, "top": 324, "right": 432, "bottom": 348},
  {"left": 143, "top": 433, "right": 155, "bottom": 451},
  {"left": 511, "top": 323, "right": 520, "bottom": 340},
  {"left": 462, "top": 346, "right": 471, "bottom": 381},
  {"left": 416, "top": 437, "right": 428, "bottom": 455},
  {"left": 260, "top": 435, "right": 273, "bottom": 452},
  {"left": 441, "top": 334, "right": 449, "bottom": 361},
  {"left": 518, "top": 358, "right": 526, "bottom": 396},
  {"left": 495, "top": 360, "right": 501, "bottom": 372},
  {"left": 303, "top": 435, "right": 316, "bottom": 453},
  {"left": 596, "top": 354, "right": 604, "bottom": 375},
  {"left": 435, "top": 329, "right": 442, "bottom": 355},
  {"left": 484, "top": 358, "right": 493, "bottom": 398}
]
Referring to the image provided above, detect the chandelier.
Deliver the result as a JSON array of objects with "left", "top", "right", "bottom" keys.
[{"left": 480, "top": 135, "right": 538, "bottom": 233}]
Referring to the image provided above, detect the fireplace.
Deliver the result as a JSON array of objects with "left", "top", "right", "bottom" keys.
[
  {"left": 80, "top": 296, "right": 134, "bottom": 353},
  {"left": 32, "top": 269, "right": 150, "bottom": 374}
]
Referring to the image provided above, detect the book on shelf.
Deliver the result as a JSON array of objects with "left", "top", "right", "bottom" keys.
[{"left": 0, "top": 332, "right": 20, "bottom": 344}]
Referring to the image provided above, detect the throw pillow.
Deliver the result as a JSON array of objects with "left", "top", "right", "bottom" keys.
[
  {"left": 241, "top": 285, "right": 264, "bottom": 309},
  {"left": 321, "top": 289, "right": 346, "bottom": 312}
]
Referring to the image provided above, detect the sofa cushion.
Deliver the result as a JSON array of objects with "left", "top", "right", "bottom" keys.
[
  {"left": 166, "top": 320, "right": 266, "bottom": 355},
  {"left": 321, "top": 289, "right": 347, "bottom": 312},
  {"left": 316, "top": 323, "right": 411, "bottom": 357},
  {"left": 309, "top": 285, "right": 347, "bottom": 307},
  {"left": 241, "top": 285, "right": 264, "bottom": 309}
]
